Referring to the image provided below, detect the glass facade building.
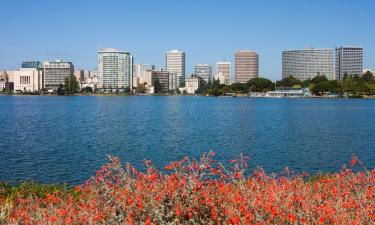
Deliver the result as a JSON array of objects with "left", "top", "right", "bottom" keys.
[
  {"left": 22, "top": 61, "right": 41, "bottom": 69},
  {"left": 98, "top": 48, "right": 133, "bottom": 92},
  {"left": 282, "top": 48, "right": 334, "bottom": 81},
  {"left": 335, "top": 46, "right": 363, "bottom": 81}
]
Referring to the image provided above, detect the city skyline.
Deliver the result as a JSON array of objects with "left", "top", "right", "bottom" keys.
[{"left": 0, "top": 0, "right": 374, "bottom": 81}]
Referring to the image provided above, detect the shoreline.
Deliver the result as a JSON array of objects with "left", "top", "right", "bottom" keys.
[{"left": 1, "top": 93, "right": 375, "bottom": 99}]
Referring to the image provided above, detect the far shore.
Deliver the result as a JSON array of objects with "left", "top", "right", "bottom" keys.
[{"left": 1, "top": 93, "right": 375, "bottom": 99}]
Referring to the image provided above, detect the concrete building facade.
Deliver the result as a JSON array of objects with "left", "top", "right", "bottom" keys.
[
  {"left": 216, "top": 62, "right": 231, "bottom": 85},
  {"left": 165, "top": 50, "right": 185, "bottom": 87},
  {"left": 43, "top": 60, "right": 74, "bottom": 91},
  {"left": 282, "top": 48, "right": 334, "bottom": 81},
  {"left": 194, "top": 64, "right": 212, "bottom": 83},
  {"left": 185, "top": 77, "right": 200, "bottom": 94},
  {"left": 13, "top": 68, "right": 42, "bottom": 92},
  {"left": 235, "top": 50, "right": 259, "bottom": 83}
]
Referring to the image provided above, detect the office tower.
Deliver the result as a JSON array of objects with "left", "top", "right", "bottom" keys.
[
  {"left": 336, "top": 46, "right": 363, "bottom": 80},
  {"left": 165, "top": 50, "right": 185, "bottom": 87},
  {"left": 235, "top": 50, "right": 259, "bottom": 83},
  {"left": 13, "top": 68, "right": 42, "bottom": 92},
  {"left": 98, "top": 48, "right": 133, "bottom": 92},
  {"left": 43, "top": 60, "right": 74, "bottom": 90},
  {"left": 145, "top": 70, "right": 177, "bottom": 93},
  {"left": 216, "top": 62, "right": 231, "bottom": 85},
  {"left": 282, "top": 48, "right": 334, "bottom": 81},
  {"left": 194, "top": 64, "right": 212, "bottom": 83}
]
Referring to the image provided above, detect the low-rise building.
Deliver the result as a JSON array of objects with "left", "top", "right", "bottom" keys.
[
  {"left": 13, "top": 68, "right": 42, "bottom": 92},
  {"left": 266, "top": 87, "right": 311, "bottom": 98},
  {"left": 185, "top": 76, "right": 201, "bottom": 94}
]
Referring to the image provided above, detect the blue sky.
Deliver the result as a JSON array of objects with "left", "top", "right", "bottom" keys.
[{"left": 0, "top": 0, "right": 374, "bottom": 81}]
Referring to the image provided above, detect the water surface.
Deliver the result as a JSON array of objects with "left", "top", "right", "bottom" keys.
[{"left": 0, "top": 96, "right": 374, "bottom": 184}]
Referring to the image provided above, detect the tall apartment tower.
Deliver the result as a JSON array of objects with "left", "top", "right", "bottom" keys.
[
  {"left": 98, "top": 48, "right": 133, "bottom": 92},
  {"left": 43, "top": 60, "right": 74, "bottom": 91},
  {"left": 282, "top": 48, "right": 334, "bottom": 81},
  {"left": 335, "top": 46, "right": 363, "bottom": 81},
  {"left": 165, "top": 50, "right": 185, "bottom": 87},
  {"left": 194, "top": 64, "right": 212, "bottom": 83},
  {"left": 235, "top": 50, "right": 258, "bottom": 83},
  {"left": 216, "top": 62, "right": 231, "bottom": 85}
]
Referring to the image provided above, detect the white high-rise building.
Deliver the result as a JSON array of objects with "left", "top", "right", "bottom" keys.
[
  {"left": 282, "top": 48, "right": 334, "bottom": 81},
  {"left": 194, "top": 64, "right": 212, "bottom": 83},
  {"left": 216, "top": 62, "right": 231, "bottom": 85},
  {"left": 165, "top": 50, "right": 185, "bottom": 87},
  {"left": 336, "top": 46, "right": 363, "bottom": 80},
  {"left": 98, "top": 48, "right": 133, "bottom": 92}
]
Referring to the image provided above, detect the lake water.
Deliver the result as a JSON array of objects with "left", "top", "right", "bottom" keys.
[{"left": 0, "top": 96, "right": 374, "bottom": 184}]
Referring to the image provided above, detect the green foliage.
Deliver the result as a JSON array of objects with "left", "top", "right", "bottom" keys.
[
  {"left": 64, "top": 75, "right": 79, "bottom": 94},
  {"left": 135, "top": 83, "right": 146, "bottom": 94},
  {"left": 82, "top": 86, "right": 93, "bottom": 93},
  {"left": 0, "top": 181, "right": 78, "bottom": 202},
  {"left": 276, "top": 76, "right": 301, "bottom": 87},
  {"left": 247, "top": 78, "right": 275, "bottom": 92}
]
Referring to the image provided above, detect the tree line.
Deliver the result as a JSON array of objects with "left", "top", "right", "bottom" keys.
[{"left": 202, "top": 71, "right": 375, "bottom": 96}]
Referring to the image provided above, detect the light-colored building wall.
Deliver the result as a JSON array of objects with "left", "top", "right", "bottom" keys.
[
  {"left": 235, "top": 50, "right": 259, "bottom": 83},
  {"left": 43, "top": 60, "right": 74, "bottom": 90},
  {"left": 133, "top": 64, "right": 155, "bottom": 87},
  {"left": 194, "top": 64, "right": 212, "bottom": 83},
  {"left": 13, "top": 68, "right": 41, "bottom": 92},
  {"left": 216, "top": 62, "right": 231, "bottom": 85},
  {"left": 336, "top": 46, "right": 363, "bottom": 80},
  {"left": 282, "top": 48, "right": 334, "bottom": 81},
  {"left": 165, "top": 50, "right": 185, "bottom": 87},
  {"left": 185, "top": 77, "right": 200, "bottom": 94},
  {"left": 98, "top": 48, "right": 133, "bottom": 91}
]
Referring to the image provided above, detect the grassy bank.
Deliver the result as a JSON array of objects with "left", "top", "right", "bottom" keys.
[{"left": 1, "top": 153, "right": 373, "bottom": 224}]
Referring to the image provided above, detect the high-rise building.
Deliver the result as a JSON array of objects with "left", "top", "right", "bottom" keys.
[
  {"left": 335, "top": 46, "right": 363, "bottom": 80},
  {"left": 165, "top": 50, "right": 185, "bottom": 87},
  {"left": 194, "top": 64, "right": 212, "bottom": 83},
  {"left": 282, "top": 48, "right": 334, "bottom": 81},
  {"left": 235, "top": 50, "right": 258, "bottom": 83},
  {"left": 13, "top": 68, "right": 42, "bottom": 92},
  {"left": 43, "top": 60, "right": 74, "bottom": 90},
  {"left": 216, "top": 62, "right": 231, "bottom": 85},
  {"left": 98, "top": 48, "right": 133, "bottom": 92},
  {"left": 145, "top": 70, "right": 177, "bottom": 93}
]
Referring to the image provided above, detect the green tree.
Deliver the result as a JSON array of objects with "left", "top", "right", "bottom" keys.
[
  {"left": 230, "top": 83, "right": 249, "bottom": 93},
  {"left": 362, "top": 71, "right": 374, "bottom": 82},
  {"left": 135, "top": 83, "right": 146, "bottom": 94},
  {"left": 64, "top": 75, "right": 79, "bottom": 94},
  {"left": 311, "top": 75, "right": 328, "bottom": 84},
  {"left": 276, "top": 76, "right": 301, "bottom": 87},
  {"left": 247, "top": 77, "right": 275, "bottom": 92}
]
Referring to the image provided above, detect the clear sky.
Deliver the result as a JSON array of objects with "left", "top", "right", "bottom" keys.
[{"left": 0, "top": 0, "right": 374, "bottom": 81}]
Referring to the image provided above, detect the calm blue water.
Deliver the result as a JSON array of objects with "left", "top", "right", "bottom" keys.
[{"left": 0, "top": 96, "right": 374, "bottom": 184}]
